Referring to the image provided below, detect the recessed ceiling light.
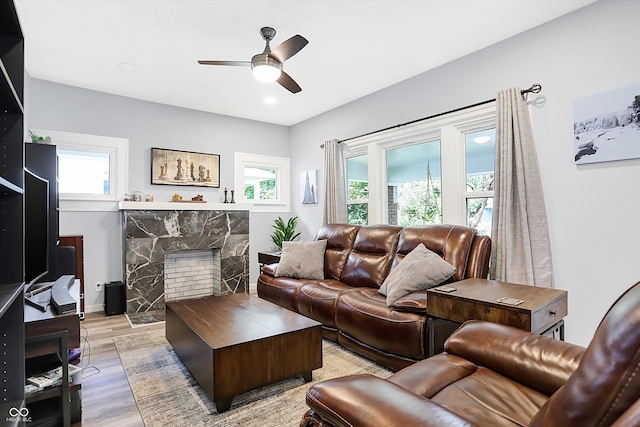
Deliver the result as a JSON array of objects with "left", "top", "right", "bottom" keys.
[
  {"left": 473, "top": 136, "right": 491, "bottom": 144},
  {"left": 264, "top": 97, "right": 277, "bottom": 105},
  {"left": 119, "top": 62, "right": 136, "bottom": 70}
]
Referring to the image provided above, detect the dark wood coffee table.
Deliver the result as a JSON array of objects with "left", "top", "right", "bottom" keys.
[{"left": 165, "top": 293, "right": 322, "bottom": 412}]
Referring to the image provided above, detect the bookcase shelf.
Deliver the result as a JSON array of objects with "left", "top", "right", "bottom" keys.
[
  {"left": 25, "top": 330, "right": 72, "bottom": 427},
  {"left": 0, "top": 0, "right": 26, "bottom": 418}
]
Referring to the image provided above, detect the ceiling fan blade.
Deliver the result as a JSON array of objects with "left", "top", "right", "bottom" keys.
[
  {"left": 277, "top": 71, "right": 302, "bottom": 93},
  {"left": 270, "top": 35, "right": 308, "bottom": 62},
  {"left": 198, "top": 60, "right": 251, "bottom": 66}
]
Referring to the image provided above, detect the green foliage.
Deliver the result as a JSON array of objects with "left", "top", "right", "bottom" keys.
[
  {"left": 244, "top": 178, "right": 276, "bottom": 200},
  {"left": 347, "top": 203, "right": 368, "bottom": 225},
  {"left": 347, "top": 181, "right": 369, "bottom": 225},
  {"left": 28, "top": 130, "right": 51, "bottom": 144},
  {"left": 270, "top": 216, "right": 301, "bottom": 250},
  {"left": 396, "top": 180, "right": 441, "bottom": 226}
]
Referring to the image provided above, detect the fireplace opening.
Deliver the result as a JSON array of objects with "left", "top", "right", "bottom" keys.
[{"left": 164, "top": 249, "right": 222, "bottom": 302}]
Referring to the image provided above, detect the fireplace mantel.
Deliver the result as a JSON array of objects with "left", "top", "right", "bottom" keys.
[{"left": 119, "top": 201, "right": 251, "bottom": 211}]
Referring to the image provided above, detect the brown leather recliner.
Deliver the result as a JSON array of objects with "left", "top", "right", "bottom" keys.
[
  {"left": 301, "top": 281, "right": 640, "bottom": 427},
  {"left": 258, "top": 224, "right": 491, "bottom": 371}
]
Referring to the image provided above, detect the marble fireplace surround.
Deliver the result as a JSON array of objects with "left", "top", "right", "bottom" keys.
[{"left": 120, "top": 202, "right": 250, "bottom": 314}]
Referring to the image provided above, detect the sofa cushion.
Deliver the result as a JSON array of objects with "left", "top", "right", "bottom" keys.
[
  {"left": 340, "top": 225, "right": 402, "bottom": 288},
  {"left": 275, "top": 240, "right": 327, "bottom": 280},
  {"left": 315, "top": 224, "right": 360, "bottom": 280},
  {"left": 335, "top": 288, "right": 427, "bottom": 361},
  {"left": 297, "top": 280, "right": 359, "bottom": 328},
  {"left": 380, "top": 243, "right": 456, "bottom": 306},
  {"left": 390, "top": 290, "right": 428, "bottom": 313}
]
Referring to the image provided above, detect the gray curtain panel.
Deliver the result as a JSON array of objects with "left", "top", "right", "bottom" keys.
[
  {"left": 322, "top": 139, "right": 347, "bottom": 225},
  {"left": 490, "top": 87, "right": 554, "bottom": 287}
]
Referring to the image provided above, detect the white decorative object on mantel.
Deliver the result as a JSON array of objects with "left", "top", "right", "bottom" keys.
[{"left": 118, "top": 201, "right": 251, "bottom": 211}]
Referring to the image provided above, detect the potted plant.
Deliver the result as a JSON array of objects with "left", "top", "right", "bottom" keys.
[
  {"left": 29, "top": 130, "right": 52, "bottom": 144},
  {"left": 270, "top": 216, "right": 301, "bottom": 251}
]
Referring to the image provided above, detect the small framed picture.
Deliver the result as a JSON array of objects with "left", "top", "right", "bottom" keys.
[
  {"left": 300, "top": 169, "right": 318, "bottom": 204},
  {"left": 151, "top": 147, "right": 220, "bottom": 188}
]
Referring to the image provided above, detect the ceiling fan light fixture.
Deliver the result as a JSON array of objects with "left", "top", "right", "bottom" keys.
[{"left": 251, "top": 54, "right": 282, "bottom": 82}]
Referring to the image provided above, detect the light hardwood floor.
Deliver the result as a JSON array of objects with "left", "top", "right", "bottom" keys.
[{"left": 74, "top": 312, "right": 164, "bottom": 427}]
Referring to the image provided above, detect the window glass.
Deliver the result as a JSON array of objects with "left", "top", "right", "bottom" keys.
[
  {"left": 467, "top": 197, "right": 493, "bottom": 236},
  {"left": 465, "top": 129, "right": 495, "bottom": 192},
  {"left": 465, "top": 128, "right": 495, "bottom": 235},
  {"left": 386, "top": 141, "right": 442, "bottom": 226},
  {"left": 346, "top": 155, "right": 368, "bottom": 225},
  {"left": 243, "top": 167, "right": 277, "bottom": 200},
  {"left": 58, "top": 149, "right": 110, "bottom": 195}
]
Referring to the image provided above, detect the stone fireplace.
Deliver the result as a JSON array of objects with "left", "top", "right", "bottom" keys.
[{"left": 120, "top": 202, "right": 250, "bottom": 315}]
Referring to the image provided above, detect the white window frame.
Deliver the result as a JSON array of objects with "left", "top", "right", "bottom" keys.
[
  {"left": 345, "top": 152, "right": 370, "bottom": 224},
  {"left": 342, "top": 102, "right": 496, "bottom": 226},
  {"left": 30, "top": 128, "right": 128, "bottom": 212},
  {"left": 234, "top": 152, "right": 290, "bottom": 212}
]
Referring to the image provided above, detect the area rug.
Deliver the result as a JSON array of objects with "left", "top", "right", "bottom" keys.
[{"left": 114, "top": 329, "right": 393, "bottom": 426}]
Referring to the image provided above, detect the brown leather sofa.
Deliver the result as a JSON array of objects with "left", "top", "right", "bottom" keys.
[
  {"left": 258, "top": 223, "right": 491, "bottom": 371},
  {"left": 301, "top": 281, "right": 640, "bottom": 427}
]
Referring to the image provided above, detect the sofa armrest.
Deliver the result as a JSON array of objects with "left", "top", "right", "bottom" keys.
[
  {"left": 391, "top": 290, "right": 427, "bottom": 313},
  {"left": 445, "top": 320, "right": 585, "bottom": 395},
  {"left": 260, "top": 263, "right": 278, "bottom": 277},
  {"left": 305, "top": 374, "right": 474, "bottom": 427}
]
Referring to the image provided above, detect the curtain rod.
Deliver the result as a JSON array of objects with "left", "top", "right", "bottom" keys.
[{"left": 320, "top": 83, "right": 542, "bottom": 148}]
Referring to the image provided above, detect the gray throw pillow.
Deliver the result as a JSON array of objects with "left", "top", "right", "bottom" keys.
[
  {"left": 274, "top": 240, "right": 327, "bottom": 280},
  {"left": 379, "top": 243, "right": 456, "bottom": 306}
]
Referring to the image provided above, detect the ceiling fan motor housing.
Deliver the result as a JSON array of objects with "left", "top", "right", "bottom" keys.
[{"left": 251, "top": 53, "right": 282, "bottom": 81}]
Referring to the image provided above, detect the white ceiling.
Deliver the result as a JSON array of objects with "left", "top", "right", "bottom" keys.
[{"left": 15, "top": 0, "right": 597, "bottom": 126}]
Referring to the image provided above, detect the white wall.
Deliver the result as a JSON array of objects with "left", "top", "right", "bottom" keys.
[
  {"left": 27, "top": 79, "right": 290, "bottom": 311},
  {"left": 289, "top": 0, "right": 640, "bottom": 347}
]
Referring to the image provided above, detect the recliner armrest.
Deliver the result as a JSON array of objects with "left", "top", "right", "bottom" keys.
[
  {"left": 306, "top": 374, "right": 473, "bottom": 427},
  {"left": 445, "top": 320, "right": 585, "bottom": 395},
  {"left": 260, "top": 263, "right": 278, "bottom": 277}
]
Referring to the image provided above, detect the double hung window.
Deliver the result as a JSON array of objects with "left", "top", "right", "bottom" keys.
[{"left": 344, "top": 103, "right": 495, "bottom": 235}]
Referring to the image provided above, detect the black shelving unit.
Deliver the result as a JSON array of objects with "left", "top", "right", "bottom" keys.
[
  {"left": 25, "top": 331, "right": 74, "bottom": 427},
  {"left": 0, "top": 0, "right": 26, "bottom": 421}
]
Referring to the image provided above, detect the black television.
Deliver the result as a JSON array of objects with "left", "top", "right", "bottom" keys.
[{"left": 24, "top": 167, "right": 50, "bottom": 287}]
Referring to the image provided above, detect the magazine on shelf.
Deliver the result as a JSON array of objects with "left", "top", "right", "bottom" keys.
[{"left": 26, "top": 364, "right": 82, "bottom": 392}]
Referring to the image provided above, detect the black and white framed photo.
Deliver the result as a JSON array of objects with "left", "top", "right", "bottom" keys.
[
  {"left": 151, "top": 147, "right": 220, "bottom": 187},
  {"left": 574, "top": 82, "right": 640, "bottom": 164}
]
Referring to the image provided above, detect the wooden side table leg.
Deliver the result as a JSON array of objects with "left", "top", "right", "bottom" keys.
[{"left": 303, "top": 371, "right": 312, "bottom": 382}]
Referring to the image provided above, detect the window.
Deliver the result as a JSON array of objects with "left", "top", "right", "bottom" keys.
[
  {"left": 464, "top": 128, "right": 495, "bottom": 236},
  {"left": 30, "top": 128, "right": 128, "bottom": 210},
  {"left": 346, "top": 155, "right": 369, "bottom": 225},
  {"left": 386, "top": 141, "right": 441, "bottom": 226},
  {"left": 234, "top": 152, "right": 290, "bottom": 212},
  {"left": 58, "top": 150, "right": 110, "bottom": 195},
  {"left": 342, "top": 102, "right": 495, "bottom": 232}
]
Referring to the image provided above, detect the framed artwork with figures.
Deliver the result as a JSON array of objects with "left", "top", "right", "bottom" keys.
[{"left": 151, "top": 147, "right": 220, "bottom": 187}]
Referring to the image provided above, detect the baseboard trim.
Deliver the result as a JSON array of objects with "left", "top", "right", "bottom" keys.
[
  {"left": 86, "top": 284, "right": 257, "bottom": 313},
  {"left": 85, "top": 303, "right": 104, "bottom": 313}
]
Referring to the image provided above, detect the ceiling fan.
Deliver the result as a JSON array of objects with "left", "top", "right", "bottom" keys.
[{"left": 198, "top": 27, "right": 308, "bottom": 94}]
